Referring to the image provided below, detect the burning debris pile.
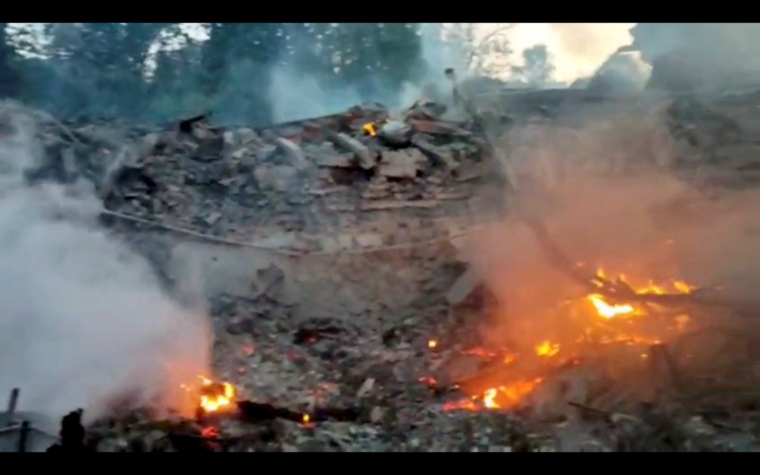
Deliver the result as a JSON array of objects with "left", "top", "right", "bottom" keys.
[{"left": 5, "top": 80, "right": 760, "bottom": 451}]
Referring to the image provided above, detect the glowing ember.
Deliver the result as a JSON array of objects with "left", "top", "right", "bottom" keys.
[
  {"left": 483, "top": 388, "right": 499, "bottom": 408},
  {"left": 428, "top": 339, "right": 438, "bottom": 349},
  {"left": 535, "top": 341, "right": 560, "bottom": 357},
  {"left": 587, "top": 270, "right": 694, "bottom": 320},
  {"left": 362, "top": 123, "right": 377, "bottom": 137},
  {"left": 442, "top": 378, "right": 544, "bottom": 412},
  {"left": 198, "top": 376, "right": 236, "bottom": 413},
  {"left": 463, "top": 347, "right": 498, "bottom": 358},
  {"left": 588, "top": 294, "right": 636, "bottom": 319},
  {"left": 302, "top": 414, "right": 311, "bottom": 425}
]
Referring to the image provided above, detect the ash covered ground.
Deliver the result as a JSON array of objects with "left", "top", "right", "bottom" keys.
[{"left": 2, "top": 83, "right": 760, "bottom": 452}]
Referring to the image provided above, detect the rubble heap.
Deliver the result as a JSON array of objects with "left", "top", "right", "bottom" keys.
[
  {"left": 6, "top": 84, "right": 760, "bottom": 451},
  {"left": 23, "top": 100, "right": 503, "bottom": 322}
]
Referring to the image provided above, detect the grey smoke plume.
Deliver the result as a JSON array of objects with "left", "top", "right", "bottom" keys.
[
  {"left": 0, "top": 105, "right": 211, "bottom": 423},
  {"left": 631, "top": 23, "right": 760, "bottom": 89},
  {"left": 268, "top": 62, "right": 366, "bottom": 123}
]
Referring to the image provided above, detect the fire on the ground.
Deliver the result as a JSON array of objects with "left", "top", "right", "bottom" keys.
[
  {"left": 181, "top": 375, "right": 237, "bottom": 414},
  {"left": 432, "top": 268, "right": 695, "bottom": 412}
]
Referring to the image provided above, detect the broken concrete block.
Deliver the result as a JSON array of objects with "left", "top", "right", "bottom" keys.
[
  {"left": 254, "top": 165, "right": 299, "bottom": 192},
  {"left": 378, "top": 120, "right": 412, "bottom": 147},
  {"left": 255, "top": 144, "right": 278, "bottom": 162},
  {"left": 411, "top": 136, "right": 459, "bottom": 170},
  {"left": 223, "top": 130, "right": 236, "bottom": 146},
  {"left": 191, "top": 123, "right": 215, "bottom": 141},
  {"left": 140, "top": 132, "right": 161, "bottom": 156},
  {"left": 274, "top": 137, "right": 309, "bottom": 170},
  {"left": 237, "top": 127, "right": 260, "bottom": 145},
  {"left": 378, "top": 149, "right": 427, "bottom": 178},
  {"left": 204, "top": 211, "right": 222, "bottom": 225},
  {"left": 316, "top": 152, "right": 355, "bottom": 168},
  {"left": 328, "top": 132, "right": 376, "bottom": 169}
]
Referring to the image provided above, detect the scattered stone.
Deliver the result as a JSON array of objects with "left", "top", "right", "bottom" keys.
[
  {"left": 237, "top": 128, "right": 261, "bottom": 145},
  {"left": 328, "top": 132, "right": 376, "bottom": 170},
  {"left": 274, "top": 137, "right": 309, "bottom": 170},
  {"left": 205, "top": 211, "right": 222, "bottom": 226},
  {"left": 254, "top": 165, "right": 299, "bottom": 192},
  {"left": 378, "top": 149, "right": 427, "bottom": 178},
  {"left": 378, "top": 120, "right": 413, "bottom": 147}
]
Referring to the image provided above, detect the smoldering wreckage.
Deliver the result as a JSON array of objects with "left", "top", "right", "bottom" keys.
[{"left": 2, "top": 67, "right": 760, "bottom": 452}]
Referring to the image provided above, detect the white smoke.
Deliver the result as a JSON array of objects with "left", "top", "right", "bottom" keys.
[
  {"left": 0, "top": 105, "right": 211, "bottom": 423},
  {"left": 419, "top": 23, "right": 637, "bottom": 86}
]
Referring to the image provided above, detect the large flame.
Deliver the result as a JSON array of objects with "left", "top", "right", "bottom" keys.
[{"left": 436, "top": 268, "right": 695, "bottom": 412}]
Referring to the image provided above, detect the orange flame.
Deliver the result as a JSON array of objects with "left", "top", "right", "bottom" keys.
[
  {"left": 197, "top": 376, "right": 236, "bottom": 413},
  {"left": 535, "top": 340, "right": 560, "bottom": 357},
  {"left": 362, "top": 123, "right": 377, "bottom": 137},
  {"left": 587, "top": 294, "right": 636, "bottom": 319},
  {"left": 443, "top": 378, "right": 544, "bottom": 412},
  {"left": 437, "top": 268, "right": 696, "bottom": 414},
  {"left": 587, "top": 269, "right": 693, "bottom": 319}
]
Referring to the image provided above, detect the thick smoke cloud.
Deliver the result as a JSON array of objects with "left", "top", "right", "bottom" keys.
[
  {"left": 0, "top": 104, "right": 211, "bottom": 424},
  {"left": 631, "top": 24, "right": 760, "bottom": 89},
  {"left": 464, "top": 104, "right": 760, "bottom": 353}
]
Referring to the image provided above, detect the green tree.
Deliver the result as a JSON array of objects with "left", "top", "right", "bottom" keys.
[
  {"left": 0, "top": 23, "right": 21, "bottom": 98},
  {"left": 511, "top": 45, "right": 554, "bottom": 86},
  {"left": 201, "top": 23, "right": 285, "bottom": 124}
]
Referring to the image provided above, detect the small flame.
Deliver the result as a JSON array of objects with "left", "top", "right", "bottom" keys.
[
  {"left": 588, "top": 294, "right": 635, "bottom": 319},
  {"left": 587, "top": 270, "right": 694, "bottom": 319},
  {"left": 443, "top": 378, "right": 544, "bottom": 412},
  {"left": 198, "top": 376, "right": 236, "bottom": 413},
  {"left": 535, "top": 340, "right": 560, "bottom": 357},
  {"left": 428, "top": 339, "right": 438, "bottom": 349},
  {"left": 363, "top": 123, "right": 377, "bottom": 137},
  {"left": 483, "top": 388, "right": 499, "bottom": 408},
  {"left": 302, "top": 414, "right": 311, "bottom": 425}
]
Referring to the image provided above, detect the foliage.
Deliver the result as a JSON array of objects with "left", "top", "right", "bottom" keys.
[
  {"left": 0, "top": 23, "right": 555, "bottom": 123},
  {"left": 511, "top": 45, "right": 555, "bottom": 86}
]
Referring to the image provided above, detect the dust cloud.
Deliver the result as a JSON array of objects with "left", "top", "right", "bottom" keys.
[
  {"left": 0, "top": 104, "right": 211, "bottom": 422},
  {"left": 464, "top": 103, "right": 760, "bottom": 350}
]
